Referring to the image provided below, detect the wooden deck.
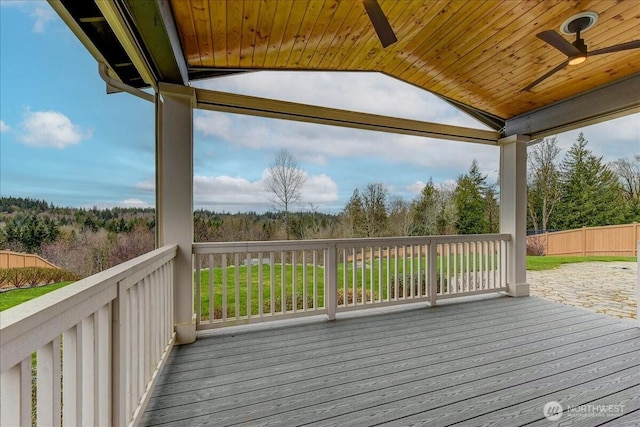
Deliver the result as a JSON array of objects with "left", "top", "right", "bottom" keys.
[{"left": 141, "top": 296, "right": 640, "bottom": 426}]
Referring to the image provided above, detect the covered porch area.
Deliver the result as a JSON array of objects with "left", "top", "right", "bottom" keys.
[
  {"left": 143, "top": 296, "right": 640, "bottom": 426},
  {"left": 2, "top": 0, "right": 639, "bottom": 425}
]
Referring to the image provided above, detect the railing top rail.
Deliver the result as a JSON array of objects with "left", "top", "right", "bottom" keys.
[
  {"left": 431, "top": 233, "right": 511, "bottom": 243},
  {"left": 0, "top": 245, "right": 177, "bottom": 372},
  {"left": 193, "top": 240, "right": 330, "bottom": 253},
  {"left": 193, "top": 234, "right": 511, "bottom": 253}
]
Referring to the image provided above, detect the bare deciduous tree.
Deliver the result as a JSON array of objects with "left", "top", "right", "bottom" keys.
[
  {"left": 387, "top": 195, "right": 412, "bottom": 236},
  {"left": 527, "top": 136, "right": 562, "bottom": 232},
  {"left": 264, "top": 149, "right": 306, "bottom": 239},
  {"left": 610, "top": 154, "right": 640, "bottom": 201},
  {"left": 361, "top": 183, "right": 388, "bottom": 237}
]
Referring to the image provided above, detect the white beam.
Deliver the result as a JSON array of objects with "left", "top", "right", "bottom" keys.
[
  {"left": 195, "top": 88, "right": 500, "bottom": 145},
  {"left": 157, "top": 83, "right": 195, "bottom": 344},
  {"left": 499, "top": 134, "right": 530, "bottom": 297},
  {"left": 505, "top": 74, "right": 640, "bottom": 138}
]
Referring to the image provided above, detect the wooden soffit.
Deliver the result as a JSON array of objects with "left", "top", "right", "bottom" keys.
[{"left": 169, "top": 0, "right": 640, "bottom": 122}]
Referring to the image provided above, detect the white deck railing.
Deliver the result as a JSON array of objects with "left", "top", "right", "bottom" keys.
[
  {"left": 193, "top": 234, "right": 510, "bottom": 329},
  {"left": 0, "top": 245, "right": 177, "bottom": 427}
]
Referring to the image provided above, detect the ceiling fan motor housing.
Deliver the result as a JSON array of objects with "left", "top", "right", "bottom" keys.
[
  {"left": 572, "top": 38, "right": 587, "bottom": 55},
  {"left": 560, "top": 12, "right": 599, "bottom": 35}
]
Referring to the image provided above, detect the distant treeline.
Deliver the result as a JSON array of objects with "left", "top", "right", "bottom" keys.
[{"left": 1, "top": 131, "right": 637, "bottom": 277}]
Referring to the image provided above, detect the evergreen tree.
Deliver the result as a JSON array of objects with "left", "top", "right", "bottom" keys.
[
  {"left": 454, "top": 160, "right": 489, "bottom": 234},
  {"left": 484, "top": 186, "right": 499, "bottom": 233},
  {"left": 343, "top": 189, "right": 365, "bottom": 237},
  {"left": 553, "top": 133, "right": 625, "bottom": 229},
  {"left": 410, "top": 178, "right": 439, "bottom": 235}
]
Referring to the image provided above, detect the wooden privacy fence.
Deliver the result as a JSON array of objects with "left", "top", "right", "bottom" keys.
[
  {"left": 0, "top": 250, "right": 58, "bottom": 269},
  {"left": 528, "top": 223, "right": 639, "bottom": 257}
]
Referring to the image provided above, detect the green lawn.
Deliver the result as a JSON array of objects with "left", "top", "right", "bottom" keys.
[
  {"left": 196, "top": 253, "right": 500, "bottom": 320},
  {"left": 1, "top": 255, "right": 635, "bottom": 312},
  {"left": 526, "top": 256, "right": 636, "bottom": 271},
  {"left": 0, "top": 282, "right": 74, "bottom": 311}
]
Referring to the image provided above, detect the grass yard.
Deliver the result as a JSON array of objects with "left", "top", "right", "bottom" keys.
[
  {"left": 196, "top": 253, "right": 501, "bottom": 320},
  {"left": 0, "top": 281, "right": 74, "bottom": 311},
  {"left": 197, "top": 264, "right": 326, "bottom": 319},
  {"left": 527, "top": 256, "right": 636, "bottom": 271},
  {"left": 1, "top": 256, "right": 635, "bottom": 313}
]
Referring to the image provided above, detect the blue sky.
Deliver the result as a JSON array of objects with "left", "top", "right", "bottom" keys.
[{"left": 1, "top": 1, "right": 638, "bottom": 213}]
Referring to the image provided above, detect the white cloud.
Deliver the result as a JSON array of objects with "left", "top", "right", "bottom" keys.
[
  {"left": 555, "top": 114, "right": 640, "bottom": 163},
  {"left": 194, "top": 110, "right": 498, "bottom": 171},
  {"left": 194, "top": 175, "right": 267, "bottom": 209},
  {"left": 0, "top": 120, "right": 10, "bottom": 133},
  {"left": 194, "top": 71, "right": 485, "bottom": 128},
  {"left": 194, "top": 170, "right": 338, "bottom": 211},
  {"left": 137, "top": 170, "right": 339, "bottom": 211},
  {"left": 31, "top": 6, "right": 54, "bottom": 33},
  {"left": 1, "top": 1, "right": 55, "bottom": 33},
  {"left": 135, "top": 179, "right": 155, "bottom": 192},
  {"left": 194, "top": 73, "right": 637, "bottom": 181},
  {"left": 86, "top": 198, "right": 152, "bottom": 209},
  {"left": 194, "top": 112, "right": 233, "bottom": 140},
  {"left": 300, "top": 173, "right": 339, "bottom": 205},
  {"left": 18, "top": 111, "right": 91, "bottom": 148},
  {"left": 192, "top": 72, "right": 503, "bottom": 194},
  {"left": 120, "top": 198, "right": 151, "bottom": 208},
  {"left": 406, "top": 181, "right": 426, "bottom": 195}
]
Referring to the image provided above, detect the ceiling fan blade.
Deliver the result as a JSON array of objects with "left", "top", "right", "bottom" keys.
[
  {"left": 537, "top": 30, "right": 581, "bottom": 57},
  {"left": 522, "top": 59, "right": 571, "bottom": 92},
  {"left": 589, "top": 40, "right": 640, "bottom": 56},
  {"left": 362, "top": 0, "right": 397, "bottom": 48}
]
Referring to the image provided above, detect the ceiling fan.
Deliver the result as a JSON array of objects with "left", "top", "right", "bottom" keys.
[
  {"left": 362, "top": 0, "right": 397, "bottom": 48},
  {"left": 523, "top": 12, "right": 640, "bottom": 92}
]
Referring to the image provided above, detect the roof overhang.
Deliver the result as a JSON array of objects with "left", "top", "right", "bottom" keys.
[{"left": 49, "top": 0, "right": 640, "bottom": 140}]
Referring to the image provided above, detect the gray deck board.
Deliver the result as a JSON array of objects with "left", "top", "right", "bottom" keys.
[{"left": 141, "top": 296, "right": 640, "bottom": 426}]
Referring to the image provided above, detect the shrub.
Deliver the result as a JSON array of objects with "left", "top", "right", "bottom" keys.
[
  {"left": 209, "top": 306, "right": 233, "bottom": 321},
  {"left": 263, "top": 293, "right": 315, "bottom": 313},
  {"left": 527, "top": 235, "right": 547, "bottom": 256},
  {"left": 0, "top": 267, "right": 78, "bottom": 289},
  {"left": 337, "top": 287, "right": 378, "bottom": 304},
  {"left": 22, "top": 267, "right": 43, "bottom": 288},
  {"left": 389, "top": 275, "right": 428, "bottom": 298},
  {"left": 389, "top": 274, "right": 450, "bottom": 295}
]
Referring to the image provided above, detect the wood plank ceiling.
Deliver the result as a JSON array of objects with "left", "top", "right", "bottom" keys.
[{"left": 169, "top": 0, "right": 640, "bottom": 121}]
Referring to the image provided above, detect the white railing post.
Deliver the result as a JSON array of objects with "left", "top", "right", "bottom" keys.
[
  {"left": 157, "top": 84, "right": 195, "bottom": 345},
  {"left": 326, "top": 243, "right": 337, "bottom": 320},
  {"left": 637, "top": 240, "right": 639, "bottom": 328},
  {"left": 112, "top": 283, "right": 126, "bottom": 427},
  {"left": 0, "top": 364, "right": 21, "bottom": 426},
  {"left": 499, "top": 135, "right": 530, "bottom": 297},
  {"left": 428, "top": 240, "right": 437, "bottom": 307}
]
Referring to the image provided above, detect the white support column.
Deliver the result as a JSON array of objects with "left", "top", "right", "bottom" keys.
[
  {"left": 499, "top": 134, "right": 530, "bottom": 297},
  {"left": 157, "top": 83, "right": 196, "bottom": 344}
]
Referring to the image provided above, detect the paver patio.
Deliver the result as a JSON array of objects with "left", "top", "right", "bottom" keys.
[{"left": 528, "top": 261, "right": 637, "bottom": 321}]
